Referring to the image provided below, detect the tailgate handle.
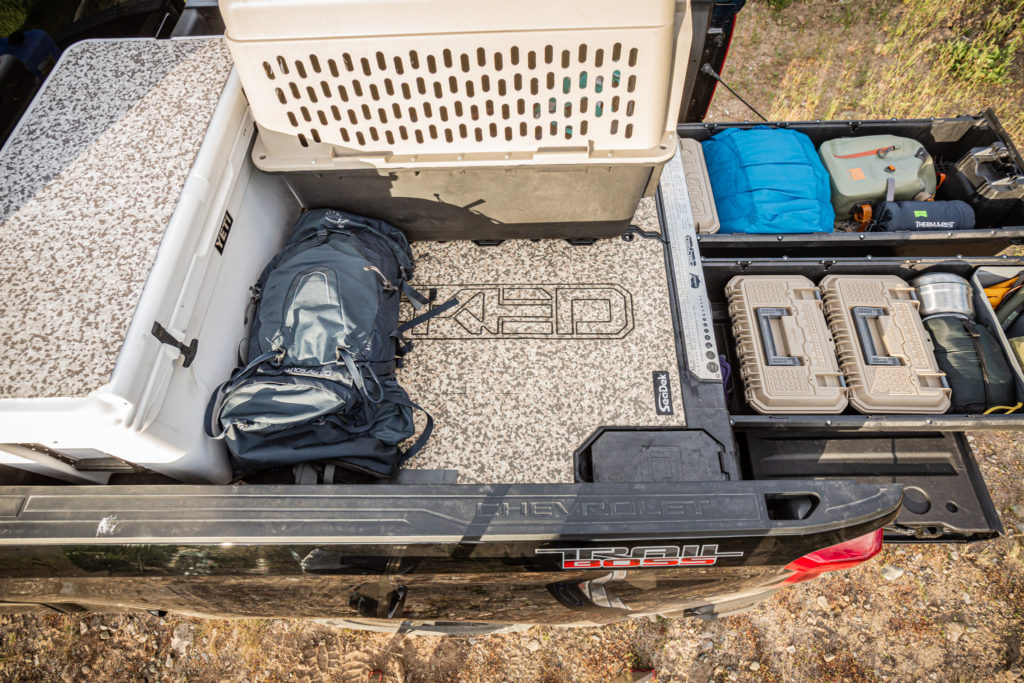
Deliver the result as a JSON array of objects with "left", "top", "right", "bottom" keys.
[
  {"left": 852, "top": 306, "right": 902, "bottom": 366},
  {"left": 756, "top": 307, "right": 800, "bottom": 366}
]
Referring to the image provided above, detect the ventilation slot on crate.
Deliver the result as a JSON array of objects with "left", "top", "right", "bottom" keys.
[
  {"left": 223, "top": 0, "right": 682, "bottom": 167},
  {"left": 255, "top": 43, "right": 643, "bottom": 154}
]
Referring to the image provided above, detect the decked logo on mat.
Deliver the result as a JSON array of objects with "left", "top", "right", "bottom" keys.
[
  {"left": 652, "top": 371, "right": 674, "bottom": 415},
  {"left": 536, "top": 545, "right": 744, "bottom": 570},
  {"left": 399, "top": 284, "right": 634, "bottom": 339}
]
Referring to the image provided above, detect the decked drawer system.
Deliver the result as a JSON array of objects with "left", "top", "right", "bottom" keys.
[
  {"left": 679, "top": 113, "right": 1024, "bottom": 257},
  {"left": 0, "top": 2, "right": 1016, "bottom": 598}
]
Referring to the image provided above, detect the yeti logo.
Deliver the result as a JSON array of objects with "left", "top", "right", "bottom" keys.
[
  {"left": 652, "top": 371, "right": 674, "bottom": 415},
  {"left": 214, "top": 211, "right": 233, "bottom": 254}
]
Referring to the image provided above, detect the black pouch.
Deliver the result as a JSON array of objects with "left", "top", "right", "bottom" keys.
[
  {"left": 872, "top": 200, "right": 975, "bottom": 231},
  {"left": 923, "top": 314, "right": 1014, "bottom": 413}
]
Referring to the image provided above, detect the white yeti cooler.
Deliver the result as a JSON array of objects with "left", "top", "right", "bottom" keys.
[{"left": 0, "top": 39, "right": 298, "bottom": 483}]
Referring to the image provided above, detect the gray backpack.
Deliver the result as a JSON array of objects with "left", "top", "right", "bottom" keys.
[{"left": 204, "top": 209, "right": 454, "bottom": 478}]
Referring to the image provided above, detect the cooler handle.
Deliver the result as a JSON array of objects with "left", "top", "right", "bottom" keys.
[
  {"left": 756, "top": 307, "right": 800, "bottom": 367},
  {"left": 852, "top": 306, "right": 902, "bottom": 366}
]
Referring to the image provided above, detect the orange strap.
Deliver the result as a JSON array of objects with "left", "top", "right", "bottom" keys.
[
  {"left": 852, "top": 203, "right": 873, "bottom": 231},
  {"left": 833, "top": 145, "right": 897, "bottom": 160}
]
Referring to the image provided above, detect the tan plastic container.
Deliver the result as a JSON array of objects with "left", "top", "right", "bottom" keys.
[
  {"left": 679, "top": 138, "right": 719, "bottom": 234},
  {"left": 221, "top": 0, "right": 691, "bottom": 170},
  {"left": 726, "top": 275, "right": 847, "bottom": 414},
  {"left": 820, "top": 275, "right": 950, "bottom": 414}
]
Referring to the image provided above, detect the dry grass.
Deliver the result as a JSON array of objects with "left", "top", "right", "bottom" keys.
[{"left": 717, "top": 0, "right": 1024, "bottom": 142}]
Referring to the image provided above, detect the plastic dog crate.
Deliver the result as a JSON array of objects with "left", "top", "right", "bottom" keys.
[
  {"left": 219, "top": 0, "right": 698, "bottom": 240},
  {"left": 223, "top": 0, "right": 685, "bottom": 164}
]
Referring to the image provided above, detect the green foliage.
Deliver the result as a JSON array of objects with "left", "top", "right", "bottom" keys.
[
  {"left": 941, "top": 15, "right": 1023, "bottom": 86},
  {"left": 0, "top": 0, "right": 31, "bottom": 36},
  {"left": 762, "top": 0, "right": 798, "bottom": 11}
]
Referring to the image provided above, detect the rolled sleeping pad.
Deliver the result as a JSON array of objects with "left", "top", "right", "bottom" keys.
[
  {"left": 870, "top": 200, "right": 975, "bottom": 231},
  {"left": 922, "top": 314, "right": 1015, "bottom": 413}
]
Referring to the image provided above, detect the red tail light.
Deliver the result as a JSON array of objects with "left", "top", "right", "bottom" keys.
[{"left": 781, "top": 529, "right": 884, "bottom": 585}]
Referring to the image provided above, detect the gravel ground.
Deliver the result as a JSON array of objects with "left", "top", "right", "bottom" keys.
[{"left": 2, "top": 0, "right": 1024, "bottom": 680}]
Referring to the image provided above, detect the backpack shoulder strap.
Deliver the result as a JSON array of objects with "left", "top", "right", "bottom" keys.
[
  {"left": 398, "top": 296, "right": 459, "bottom": 334},
  {"left": 385, "top": 392, "right": 435, "bottom": 466}
]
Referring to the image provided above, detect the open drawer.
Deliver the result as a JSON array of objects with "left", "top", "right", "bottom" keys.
[
  {"left": 690, "top": 258, "right": 1009, "bottom": 541},
  {"left": 702, "top": 257, "right": 1024, "bottom": 432},
  {"left": 678, "top": 111, "right": 1024, "bottom": 257},
  {"left": 736, "top": 431, "right": 1001, "bottom": 541}
]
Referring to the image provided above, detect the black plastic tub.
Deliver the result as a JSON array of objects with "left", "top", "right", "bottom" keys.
[
  {"left": 703, "top": 256, "right": 1024, "bottom": 432},
  {"left": 679, "top": 110, "right": 1024, "bottom": 257}
]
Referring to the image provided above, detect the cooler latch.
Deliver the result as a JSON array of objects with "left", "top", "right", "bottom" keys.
[{"left": 151, "top": 322, "right": 198, "bottom": 368}]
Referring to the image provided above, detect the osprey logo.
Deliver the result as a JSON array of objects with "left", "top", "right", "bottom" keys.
[
  {"left": 537, "top": 545, "right": 744, "bottom": 569},
  {"left": 322, "top": 210, "right": 349, "bottom": 226},
  {"left": 652, "top": 371, "right": 674, "bottom": 415},
  {"left": 286, "top": 367, "right": 334, "bottom": 379}
]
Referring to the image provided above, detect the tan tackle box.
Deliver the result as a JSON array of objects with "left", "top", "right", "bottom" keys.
[
  {"left": 726, "top": 275, "right": 847, "bottom": 414},
  {"left": 679, "top": 138, "right": 719, "bottom": 234},
  {"left": 820, "top": 274, "right": 950, "bottom": 414}
]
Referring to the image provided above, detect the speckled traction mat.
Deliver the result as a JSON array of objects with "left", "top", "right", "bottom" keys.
[
  {"left": 0, "top": 39, "right": 234, "bottom": 399},
  {"left": 397, "top": 235, "right": 686, "bottom": 484}
]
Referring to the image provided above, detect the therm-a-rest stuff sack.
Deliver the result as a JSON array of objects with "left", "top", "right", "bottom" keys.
[
  {"left": 872, "top": 200, "right": 976, "bottom": 232},
  {"left": 205, "top": 209, "right": 454, "bottom": 478}
]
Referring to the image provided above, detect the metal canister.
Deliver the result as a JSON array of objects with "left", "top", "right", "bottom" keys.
[{"left": 911, "top": 272, "right": 974, "bottom": 318}]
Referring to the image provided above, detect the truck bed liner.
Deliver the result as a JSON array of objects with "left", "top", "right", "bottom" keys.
[{"left": 397, "top": 237, "right": 685, "bottom": 484}]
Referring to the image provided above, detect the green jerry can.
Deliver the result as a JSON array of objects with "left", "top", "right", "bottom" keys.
[{"left": 818, "top": 135, "right": 937, "bottom": 217}]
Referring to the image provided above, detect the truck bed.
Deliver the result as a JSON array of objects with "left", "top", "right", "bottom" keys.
[{"left": 400, "top": 234, "right": 685, "bottom": 483}]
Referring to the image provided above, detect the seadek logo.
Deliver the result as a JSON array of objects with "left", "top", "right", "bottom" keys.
[
  {"left": 652, "top": 371, "right": 674, "bottom": 415},
  {"left": 537, "top": 545, "right": 743, "bottom": 569}
]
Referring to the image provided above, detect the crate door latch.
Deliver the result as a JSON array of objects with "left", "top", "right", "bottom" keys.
[{"left": 151, "top": 322, "right": 198, "bottom": 368}]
